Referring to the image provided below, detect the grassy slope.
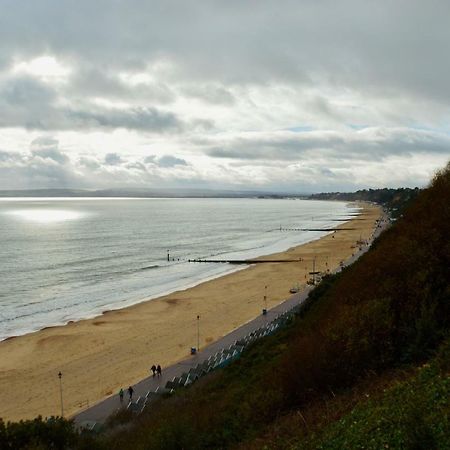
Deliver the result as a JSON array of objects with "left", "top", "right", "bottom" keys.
[
  {"left": 239, "top": 339, "right": 450, "bottom": 450},
  {"left": 302, "top": 341, "right": 450, "bottom": 450}
]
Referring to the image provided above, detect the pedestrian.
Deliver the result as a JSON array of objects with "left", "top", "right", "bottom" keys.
[
  {"left": 151, "top": 364, "right": 156, "bottom": 377},
  {"left": 119, "top": 388, "right": 124, "bottom": 403},
  {"left": 156, "top": 364, "right": 162, "bottom": 377},
  {"left": 128, "top": 385, "right": 134, "bottom": 401}
]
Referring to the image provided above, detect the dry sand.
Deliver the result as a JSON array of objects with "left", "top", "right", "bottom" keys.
[{"left": 0, "top": 202, "right": 381, "bottom": 422}]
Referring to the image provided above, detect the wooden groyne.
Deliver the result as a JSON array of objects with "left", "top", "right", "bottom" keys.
[
  {"left": 279, "top": 227, "right": 356, "bottom": 232},
  {"left": 188, "top": 259, "right": 303, "bottom": 265}
]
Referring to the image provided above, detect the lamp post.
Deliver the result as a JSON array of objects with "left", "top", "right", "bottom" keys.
[
  {"left": 265, "top": 285, "right": 267, "bottom": 309},
  {"left": 312, "top": 256, "right": 316, "bottom": 285},
  {"left": 197, "top": 315, "right": 200, "bottom": 352},
  {"left": 58, "top": 371, "right": 64, "bottom": 417},
  {"left": 263, "top": 285, "right": 268, "bottom": 315}
]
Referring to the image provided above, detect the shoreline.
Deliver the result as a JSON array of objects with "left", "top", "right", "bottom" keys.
[
  {"left": 0, "top": 263, "right": 251, "bottom": 343},
  {"left": 0, "top": 202, "right": 381, "bottom": 422},
  {"left": 0, "top": 203, "right": 355, "bottom": 343}
]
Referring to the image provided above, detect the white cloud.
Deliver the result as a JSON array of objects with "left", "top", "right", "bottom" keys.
[{"left": 12, "top": 56, "right": 71, "bottom": 83}]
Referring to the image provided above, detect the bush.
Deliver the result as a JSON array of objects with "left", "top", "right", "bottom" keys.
[{"left": 0, "top": 416, "right": 77, "bottom": 450}]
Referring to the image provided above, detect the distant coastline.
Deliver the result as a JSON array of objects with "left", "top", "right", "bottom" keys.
[{"left": 0, "top": 187, "right": 309, "bottom": 199}]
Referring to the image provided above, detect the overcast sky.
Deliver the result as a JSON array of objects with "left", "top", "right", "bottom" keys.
[{"left": 0, "top": 0, "right": 449, "bottom": 192}]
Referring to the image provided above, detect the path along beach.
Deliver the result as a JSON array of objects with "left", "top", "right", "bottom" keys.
[{"left": 0, "top": 203, "right": 381, "bottom": 421}]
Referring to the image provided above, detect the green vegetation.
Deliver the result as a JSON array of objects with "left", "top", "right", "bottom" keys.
[
  {"left": 302, "top": 341, "right": 450, "bottom": 450},
  {"left": 310, "top": 187, "right": 420, "bottom": 218},
  {"left": 0, "top": 416, "right": 77, "bottom": 450},
  {"left": 1, "top": 163, "right": 448, "bottom": 449}
]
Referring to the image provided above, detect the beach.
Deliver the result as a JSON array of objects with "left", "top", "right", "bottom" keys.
[{"left": 0, "top": 202, "right": 381, "bottom": 422}]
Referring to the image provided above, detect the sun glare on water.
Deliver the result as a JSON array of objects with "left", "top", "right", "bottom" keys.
[{"left": 7, "top": 209, "right": 85, "bottom": 224}]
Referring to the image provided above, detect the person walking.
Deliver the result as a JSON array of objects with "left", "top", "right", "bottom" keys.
[
  {"left": 119, "top": 388, "right": 124, "bottom": 403},
  {"left": 128, "top": 386, "right": 134, "bottom": 401},
  {"left": 156, "top": 364, "right": 162, "bottom": 377},
  {"left": 151, "top": 364, "right": 156, "bottom": 377}
]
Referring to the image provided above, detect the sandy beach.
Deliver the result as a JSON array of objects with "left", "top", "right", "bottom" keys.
[{"left": 0, "top": 202, "right": 381, "bottom": 422}]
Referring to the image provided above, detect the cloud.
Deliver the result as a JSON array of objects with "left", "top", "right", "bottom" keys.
[
  {"left": 104, "top": 153, "right": 124, "bottom": 165},
  {"left": 78, "top": 156, "right": 100, "bottom": 170},
  {"left": 155, "top": 155, "right": 188, "bottom": 167},
  {"left": 0, "top": 1, "right": 449, "bottom": 191},
  {"left": 69, "top": 67, "right": 176, "bottom": 104},
  {"left": 0, "top": 144, "right": 195, "bottom": 190},
  {"left": 181, "top": 84, "right": 235, "bottom": 105},
  {"left": 65, "top": 106, "right": 182, "bottom": 132},
  {"left": 0, "top": 73, "right": 183, "bottom": 131},
  {"left": 0, "top": 147, "right": 82, "bottom": 190},
  {"left": 204, "top": 127, "right": 450, "bottom": 162},
  {"left": 0, "top": 150, "right": 20, "bottom": 163},
  {"left": 145, "top": 154, "right": 188, "bottom": 167},
  {"left": 30, "top": 136, "right": 69, "bottom": 164}
]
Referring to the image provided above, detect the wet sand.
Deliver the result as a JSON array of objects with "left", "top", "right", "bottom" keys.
[{"left": 0, "top": 203, "right": 381, "bottom": 421}]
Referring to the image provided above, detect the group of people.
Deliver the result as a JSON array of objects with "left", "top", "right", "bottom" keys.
[
  {"left": 118, "top": 386, "right": 135, "bottom": 403},
  {"left": 118, "top": 364, "right": 163, "bottom": 403},
  {"left": 150, "top": 364, "right": 162, "bottom": 377}
]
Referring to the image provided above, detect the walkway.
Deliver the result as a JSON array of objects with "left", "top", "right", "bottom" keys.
[{"left": 74, "top": 285, "right": 313, "bottom": 426}]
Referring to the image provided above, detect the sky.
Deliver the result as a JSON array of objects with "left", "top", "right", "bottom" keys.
[{"left": 0, "top": 0, "right": 449, "bottom": 193}]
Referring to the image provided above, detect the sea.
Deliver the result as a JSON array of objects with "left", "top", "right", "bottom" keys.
[{"left": 0, "top": 198, "right": 358, "bottom": 341}]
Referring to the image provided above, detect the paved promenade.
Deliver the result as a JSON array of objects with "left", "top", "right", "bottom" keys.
[
  {"left": 74, "top": 212, "right": 389, "bottom": 426},
  {"left": 74, "top": 285, "right": 313, "bottom": 425}
]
